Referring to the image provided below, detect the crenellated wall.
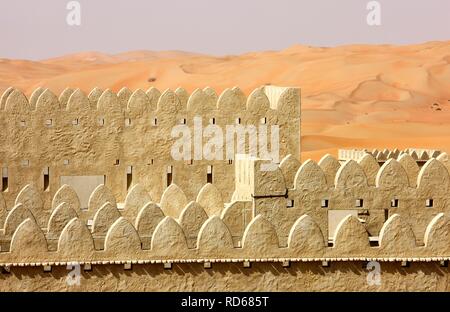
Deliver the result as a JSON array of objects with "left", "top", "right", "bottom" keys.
[
  {"left": 251, "top": 152, "right": 450, "bottom": 248},
  {"left": 0, "top": 152, "right": 449, "bottom": 267},
  {"left": 2, "top": 84, "right": 450, "bottom": 291},
  {"left": 338, "top": 148, "right": 442, "bottom": 166},
  {"left": 0, "top": 86, "right": 301, "bottom": 224}
]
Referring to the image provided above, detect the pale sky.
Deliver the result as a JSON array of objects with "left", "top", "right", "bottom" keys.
[{"left": 0, "top": 0, "right": 449, "bottom": 60}]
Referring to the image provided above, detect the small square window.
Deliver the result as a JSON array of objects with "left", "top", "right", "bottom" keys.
[
  {"left": 228, "top": 159, "right": 233, "bottom": 165},
  {"left": 260, "top": 117, "right": 267, "bottom": 124},
  {"left": 355, "top": 199, "right": 364, "bottom": 208},
  {"left": 321, "top": 199, "right": 329, "bottom": 208},
  {"left": 286, "top": 199, "right": 294, "bottom": 208},
  {"left": 204, "top": 262, "right": 212, "bottom": 269},
  {"left": 72, "top": 118, "right": 79, "bottom": 125},
  {"left": 114, "top": 159, "right": 120, "bottom": 166},
  {"left": 180, "top": 118, "right": 186, "bottom": 125},
  {"left": 391, "top": 199, "right": 399, "bottom": 208},
  {"left": 152, "top": 118, "right": 158, "bottom": 126},
  {"left": 20, "top": 120, "right": 26, "bottom": 127},
  {"left": 45, "top": 119, "right": 53, "bottom": 126},
  {"left": 164, "top": 262, "right": 173, "bottom": 269},
  {"left": 236, "top": 118, "right": 241, "bottom": 124},
  {"left": 210, "top": 118, "right": 216, "bottom": 125},
  {"left": 87, "top": 219, "right": 93, "bottom": 227},
  {"left": 186, "top": 159, "right": 193, "bottom": 165},
  {"left": 21, "top": 160, "right": 29, "bottom": 167},
  {"left": 125, "top": 118, "right": 131, "bottom": 126},
  {"left": 98, "top": 118, "right": 105, "bottom": 126},
  {"left": 426, "top": 199, "right": 434, "bottom": 208}
]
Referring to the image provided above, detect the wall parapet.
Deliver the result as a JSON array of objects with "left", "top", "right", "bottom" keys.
[
  {"left": 338, "top": 148, "right": 442, "bottom": 165},
  {"left": 0, "top": 150, "right": 449, "bottom": 265},
  {"left": 0, "top": 85, "right": 300, "bottom": 207}
]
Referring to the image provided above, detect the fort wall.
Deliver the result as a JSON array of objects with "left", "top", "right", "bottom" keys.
[
  {"left": 0, "top": 153, "right": 448, "bottom": 266},
  {"left": 1, "top": 85, "right": 449, "bottom": 291},
  {"left": 0, "top": 86, "right": 301, "bottom": 226}
]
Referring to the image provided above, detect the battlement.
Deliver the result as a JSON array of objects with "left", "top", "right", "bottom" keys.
[
  {"left": 2, "top": 85, "right": 450, "bottom": 291},
  {"left": 0, "top": 85, "right": 300, "bottom": 115},
  {"left": 0, "top": 85, "right": 301, "bottom": 215},
  {"left": 0, "top": 151, "right": 450, "bottom": 268},
  {"left": 338, "top": 148, "right": 443, "bottom": 165}
]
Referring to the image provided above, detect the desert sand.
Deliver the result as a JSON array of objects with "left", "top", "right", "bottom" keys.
[{"left": 1, "top": 41, "right": 449, "bottom": 161}]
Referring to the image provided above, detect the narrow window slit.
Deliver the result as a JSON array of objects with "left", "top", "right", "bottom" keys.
[{"left": 126, "top": 166, "right": 133, "bottom": 191}]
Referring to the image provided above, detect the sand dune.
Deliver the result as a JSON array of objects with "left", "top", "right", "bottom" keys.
[{"left": 1, "top": 41, "right": 450, "bottom": 161}]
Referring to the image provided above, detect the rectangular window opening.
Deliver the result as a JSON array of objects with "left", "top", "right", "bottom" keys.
[
  {"left": 167, "top": 166, "right": 173, "bottom": 187},
  {"left": 286, "top": 199, "right": 294, "bottom": 208},
  {"left": 43, "top": 167, "right": 50, "bottom": 192},
  {"left": 426, "top": 199, "right": 434, "bottom": 208},
  {"left": 2, "top": 168, "right": 8, "bottom": 192},
  {"left": 126, "top": 166, "right": 133, "bottom": 191},
  {"left": 391, "top": 199, "right": 399, "bottom": 208},
  {"left": 207, "top": 165, "right": 213, "bottom": 183},
  {"left": 321, "top": 199, "right": 329, "bottom": 208},
  {"left": 355, "top": 199, "right": 364, "bottom": 208}
]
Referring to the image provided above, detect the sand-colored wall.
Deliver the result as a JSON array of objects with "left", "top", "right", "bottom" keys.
[
  {"left": 1, "top": 262, "right": 449, "bottom": 291},
  {"left": 0, "top": 154, "right": 449, "bottom": 267},
  {"left": 1, "top": 85, "right": 450, "bottom": 291},
  {"left": 0, "top": 86, "right": 301, "bottom": 226},
  {"left": 265, "top": 153, "right": 450, "bottom": 247}
]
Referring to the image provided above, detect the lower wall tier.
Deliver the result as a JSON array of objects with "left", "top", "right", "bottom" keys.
[{"left": 0, "top": 262, "right": 448, "bottom": 291}]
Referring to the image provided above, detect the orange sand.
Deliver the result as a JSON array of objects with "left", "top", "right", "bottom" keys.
[{"left": 1, "top": 42, "right": 449, "bottom": 161}]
